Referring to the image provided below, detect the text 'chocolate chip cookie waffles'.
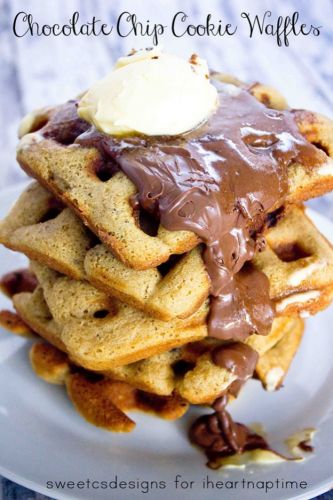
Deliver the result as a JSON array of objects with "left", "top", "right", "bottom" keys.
[{"left": 1, "top": 48, "right": 333, "bottom": 468}]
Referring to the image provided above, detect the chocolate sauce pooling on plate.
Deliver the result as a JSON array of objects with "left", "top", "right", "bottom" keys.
[
  {"left": 187, "top": 342, "right": 285, "bottom": 466},
  {"left": 189, "top": 395, "right": 269, "bottom": 466},
  {"left": 76, "top": 86, "right": 321, "bottom": 341}
]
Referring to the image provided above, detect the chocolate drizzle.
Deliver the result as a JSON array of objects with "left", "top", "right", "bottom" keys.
[
  {"left": 189, "top": 395, "right": 269, "bottom": 465},
  {"left": 43, "top": 100, "right": 90, "bottom": 145},
  {"left": 76, "top": 86, "right": 322, "bottom": 341},
  {"left": 209, "top": 264, "right": 274, "bottom": 341},
  {"left": 212, "top": 341, "right": 259, "bottom": 397},
  {"left": 211, "top": 341, "right": 259, "bottom": 378},
  {"left": 0, "top": 269, "right": 38, "bottom": 297},
  {"left": 298, "top": 440, "right": 314, "bottom": 453}
]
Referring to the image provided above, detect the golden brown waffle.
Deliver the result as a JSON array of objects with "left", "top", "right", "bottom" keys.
[
  {"left": 112, "top": 322, "right": 292, "bottom": 402},
  {"left": 29, "top": 341, "right": 188, "bottom": 432},
  {"left": 10, "top": 278, "right": 301, "bottom": 404},
  {"left": 253, "top": 205, "right": 333, "bottom": 316},
  {"left": 0, "top": 310, "right": 35, "bottom": 338},
  {"left": 16, "top": 80, "right": 333, "bottom": 271},
  {"left": 67, "top": 374, "right": 188, "bottom": 429},
  {"left": 173, "top": 316, "right": 303, "bottom": 404},
  {"left": 14, "top": 286, "right": 65, "bottom": 351},
  {"left": 0, "top": 182, "right": 209, "bottom": 320},
  {"left": 14, "top": 262, "right": 208, "bottom": 370},
  {"left": 0, "top": 183, "right": 93, "bottom": 281},
  {"left": 2, "top": 183, "right": 333, "bottom": 320},
  {"left": 67, "top": 374, "right": 136, "bottom": 432},
  {"left": 30, "top": 342, "right": 70, "bottom": 384},
  {"left": 255, "top": 318, "right": 304, "bottom": 391}
]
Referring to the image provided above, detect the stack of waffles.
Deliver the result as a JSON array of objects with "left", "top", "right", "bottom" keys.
[{"left": 1, "top": 73, "right": 333, "bottom": 447}]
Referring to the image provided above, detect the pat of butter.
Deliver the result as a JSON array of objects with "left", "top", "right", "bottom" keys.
[{"left": 78, "top": 48, "right": 218, "bottom": 136}]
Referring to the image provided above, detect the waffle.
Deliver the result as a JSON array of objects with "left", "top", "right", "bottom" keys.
[
  {"left": 172, "top": 316, "right": 303, "bottom": 404},
  {"left": 9, "top": 275, "right": 300, "bottom": 404},
  {"left": 0, "top": 182, "right": 209, "bottom": 320},
  {"left": 29, "top": 342, "right": 188, "bottom": 432},
  {"left": 253, "top": 205, "right": 333, "bottom": 316},
  {"left": 15, "top": 262, "right": 208, "bottom": 370},
  {"left": 16, "top": 83, "right": 333, "bottom": 272},
  {"left": 0, "top": 183, "right": 93, "bottom": 281},
  {"left": 0, "top": 309, "right": 35, "bottom": 338},
  {"left": 255, "top": 318, "right": 305, "bottom": 391},
  {"left": 30, "top": 341, "right": 70, "bottom": 384},
  {"left": 1, "top": 183, "right": 333, "bottom": 320}
]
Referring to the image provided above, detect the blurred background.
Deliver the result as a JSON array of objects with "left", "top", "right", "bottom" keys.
[
  {"left": 0, "top": 0, "right": 333, "bottom": 498},
  {"left": 1, "top": 0, "right": 333, "bottom": 217}
]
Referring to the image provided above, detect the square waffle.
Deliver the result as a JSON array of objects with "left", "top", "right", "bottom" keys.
[
  {"left": 255, "top": 319, "right": 305, "bottom": 391},
  {"left": 29, "top": 341, "right": 189, "bottom": 432},
  {"left": 0, "top": 266, "right": 304, "bottom": 405},
  {"left": 15, "top": 262, "right": 208, "bottom": 370},
  {"left": 1, "top": 183, "right": 333, "bottom": 320}
]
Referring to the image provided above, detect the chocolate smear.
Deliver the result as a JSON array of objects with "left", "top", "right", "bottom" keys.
[
  {"left": 0, "top": 269, "right": 38, "bottom": 297},
  {"left": 189, "top": 395, "right": 269, "bottom": 466}
]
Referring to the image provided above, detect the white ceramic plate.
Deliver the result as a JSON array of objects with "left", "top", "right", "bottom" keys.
[{"left": 0, "top": 182, "right": 332, "bottom": 500}]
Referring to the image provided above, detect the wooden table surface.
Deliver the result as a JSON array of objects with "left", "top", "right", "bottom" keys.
[{"left": 0, "top": 0, "right": 332, "bottom": 498}]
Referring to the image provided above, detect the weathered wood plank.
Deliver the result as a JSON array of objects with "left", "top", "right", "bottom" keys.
[
  {"left": 0, "top": 0, "right": 27, "bottom": 189},
  {"left": 7, "top": 0, "right": 333, "bottom": 111}
]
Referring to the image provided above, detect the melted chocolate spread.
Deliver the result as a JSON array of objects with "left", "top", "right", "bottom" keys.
[
  {"left": 212, "top": 342, "right": 258, "bottom": 379},
  {"left": 213, "top": 341, "right": 258, "bottom": 397},
  {"left": 0, "top": 269, "right": 37, "bottom": 297},
  {"left": 182, "top": 340, "right": 258, "bottom": 397},
  {"left": 189, "top": 395, "right": 269, "bottom": 466},
  {"left": 76, "top": 87, "right": 321, "bottom": 342},
  {"left": 298, "top": 440, "right": 314, "bottom": 452}
]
